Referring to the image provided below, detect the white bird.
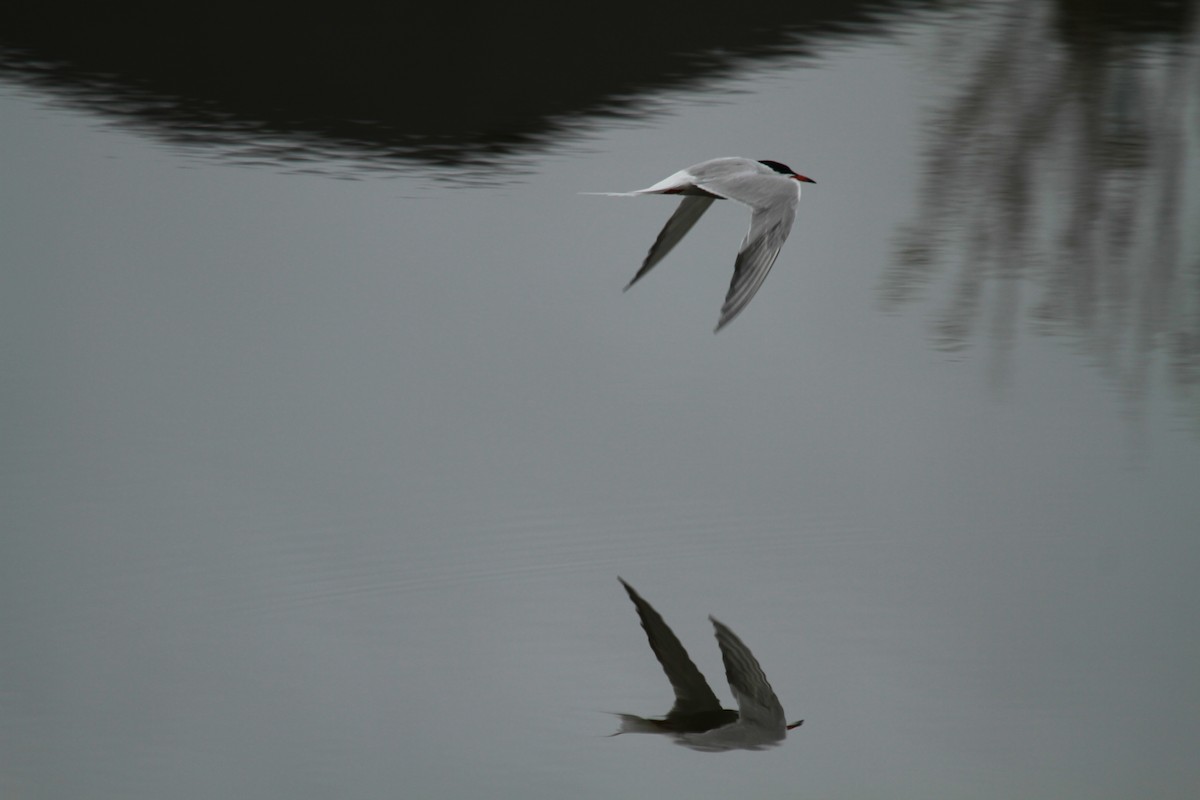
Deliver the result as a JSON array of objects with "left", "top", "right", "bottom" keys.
[
  {"left": 586, "top": 157, "right": 815, "bottom": 332},
  {"left": 614, "top": 578, "right": 803, "bottom": 752}
]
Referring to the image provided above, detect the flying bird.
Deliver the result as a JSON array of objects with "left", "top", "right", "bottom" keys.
[
  {"left": 614, "top": 578, "right": 803, "bottom": 752},
  {"left": 586, "top": 157, "right": 815, "bottom": 332}
]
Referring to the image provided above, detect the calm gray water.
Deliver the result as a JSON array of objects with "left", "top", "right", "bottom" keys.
[{"left": 3, "top": 3, "right": 1199, "bottom": 799}]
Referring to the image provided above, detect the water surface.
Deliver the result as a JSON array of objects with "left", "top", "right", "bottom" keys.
[{"left": 2, "top": 3, "right": 1198, "bottom": 799}]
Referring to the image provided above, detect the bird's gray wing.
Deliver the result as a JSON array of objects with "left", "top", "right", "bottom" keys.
[
  {"left": 624, "top": 196, "right": 716, "bottom": 290},
  {"left": 619, "top": 579, "right": 726, "bottom": 715},
  {"left": 695, "top": 173, "right": 799, "bottom": 332},
  {"left": 709, "top": 616, "right": 786, "bottom": 732}
]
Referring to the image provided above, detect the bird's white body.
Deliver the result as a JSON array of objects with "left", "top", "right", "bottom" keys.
[{"left": 587, "top": 157, "right": 814, "bottom": 332}]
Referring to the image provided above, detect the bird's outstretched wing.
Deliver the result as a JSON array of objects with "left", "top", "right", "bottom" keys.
[
  {"left": 624, "top": 196, "right": 716, "bottom": 290},
  {"left": 710, "top": 616, "right": 786, "bottom": 732},
  {"left": 620, "top": 579, "right": 726, "bottom": 716},
  {"left": 699, "top": 174, "right": 799, "bottom": 332}
]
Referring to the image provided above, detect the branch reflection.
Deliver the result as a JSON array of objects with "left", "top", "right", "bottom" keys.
[{"left": 883, "top": 0, "right": 1198, "bottom": 421}]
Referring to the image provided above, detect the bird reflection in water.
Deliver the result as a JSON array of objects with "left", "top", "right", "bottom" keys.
[{"left": 613, "top": 578, "right": 802, "bottom": 752}]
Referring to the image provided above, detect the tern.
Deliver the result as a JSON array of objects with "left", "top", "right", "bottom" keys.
[
  {"left": 586, "top": 157, "right": 815, "bottom": 332},
  {"left": 614, "top": 578, "right": 803, "bottom": 752}
]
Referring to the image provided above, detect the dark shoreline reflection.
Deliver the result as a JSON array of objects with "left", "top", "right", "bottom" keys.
[
  {"left": 0, "top": 1, "right": 927, "bottom": 179},
  {"left": 883, "top": 0, "right": 1199, "bottom": 423}
]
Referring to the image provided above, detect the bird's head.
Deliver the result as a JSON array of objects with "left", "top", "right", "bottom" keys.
[{"left": 758, "top": 160, "right": 816, "bottom": 184}]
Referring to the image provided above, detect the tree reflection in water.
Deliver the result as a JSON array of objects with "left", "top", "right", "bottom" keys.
[{"left": 883, "top": 0, "right": 1198, "bottom": 425}]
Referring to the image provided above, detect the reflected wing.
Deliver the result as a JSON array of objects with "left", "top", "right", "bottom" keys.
[
  {"left": 619, "top": 579, "right": 726, "bottom": 716},
  {"left": 624, "top": 196, "right": 716, "bottom": 290},
  {"left": 709, "top": 616, "right": 786, "bottom": 732}
]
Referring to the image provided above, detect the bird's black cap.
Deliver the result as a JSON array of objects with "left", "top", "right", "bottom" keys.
[{"left": 758, "top": 160, "right": 796, "bottom": 175}]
